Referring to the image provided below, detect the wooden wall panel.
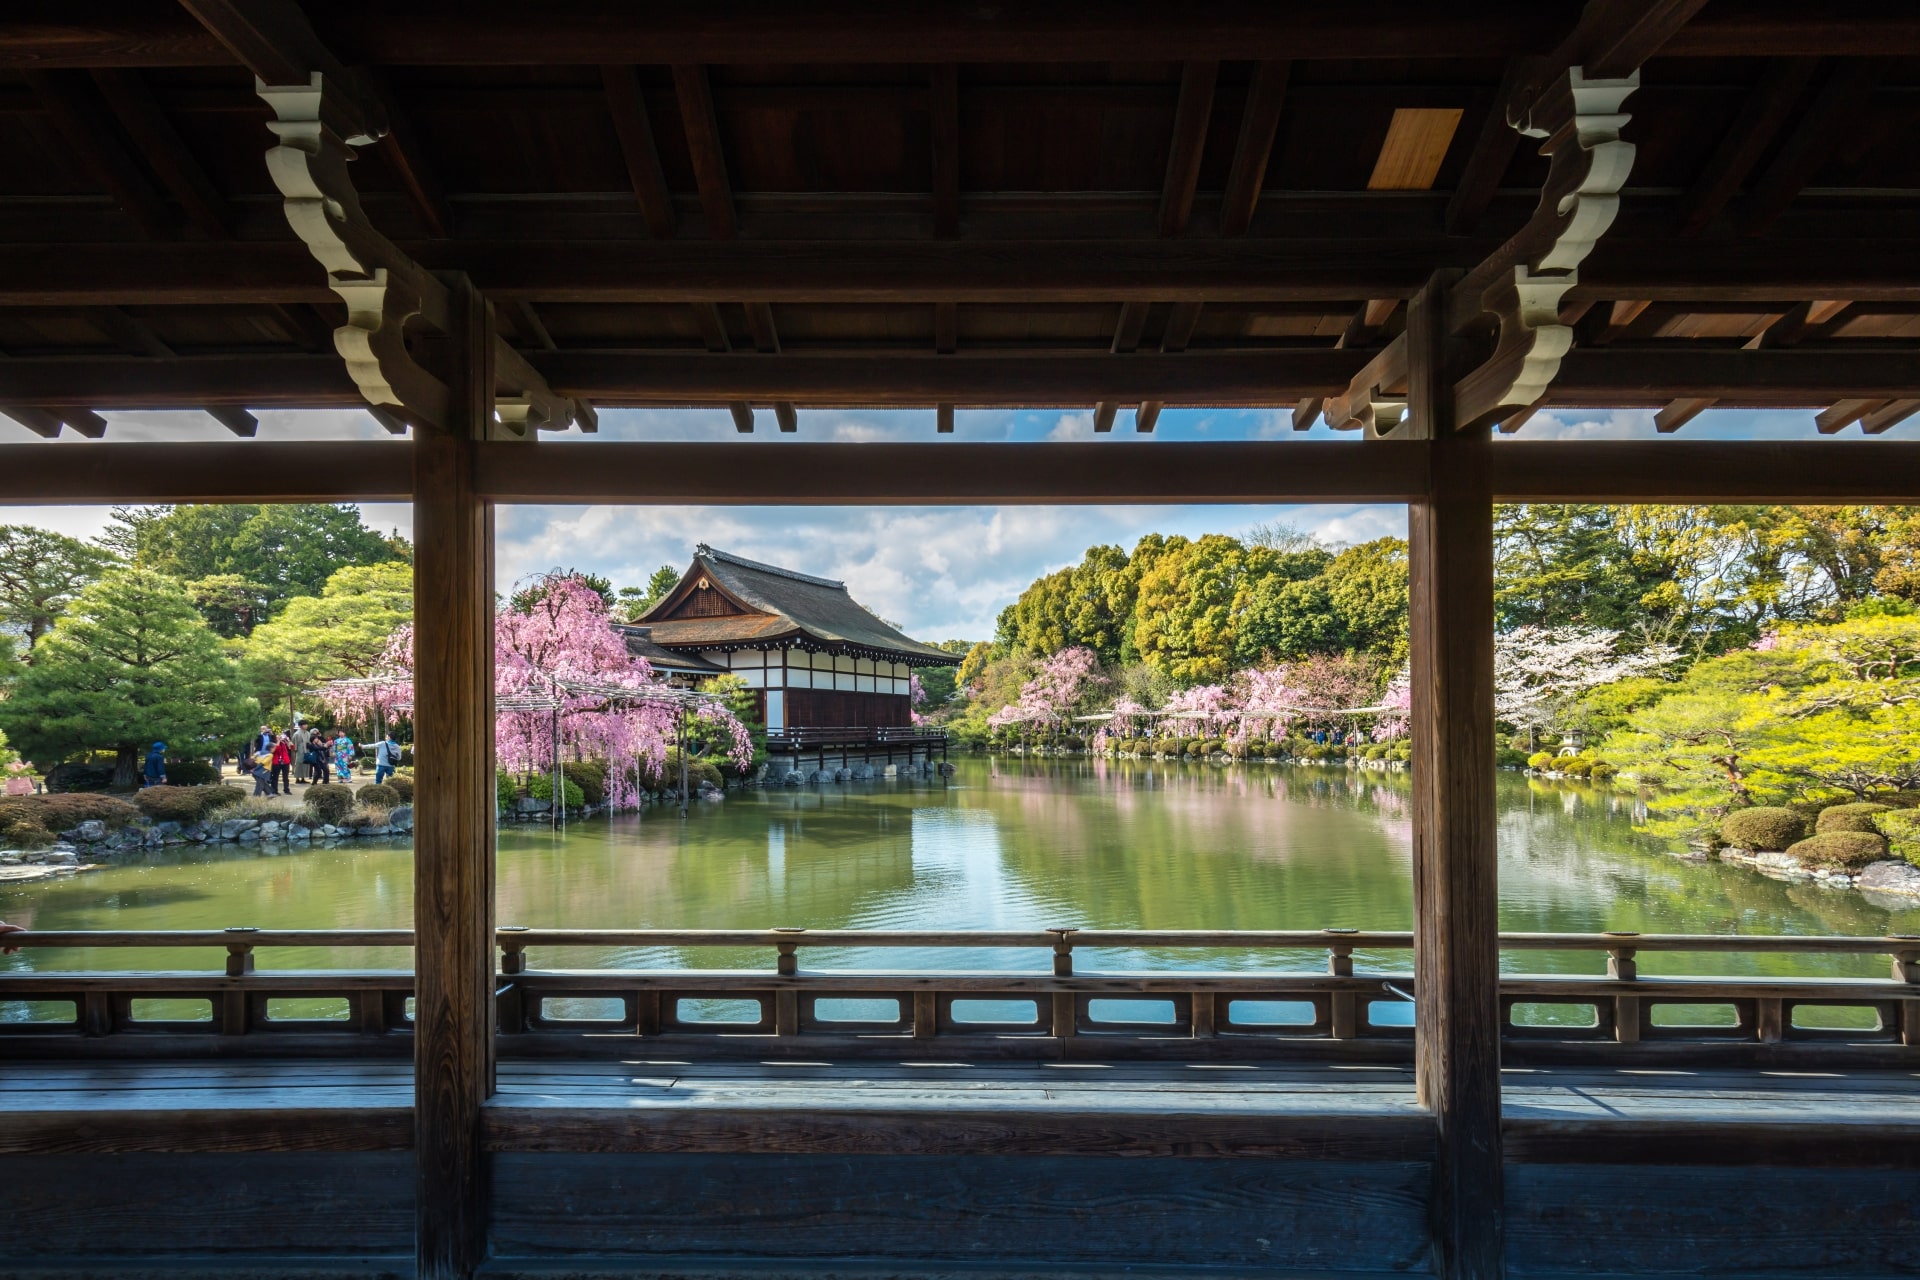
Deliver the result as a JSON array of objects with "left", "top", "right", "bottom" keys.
[
  {"left": 0, "top": 1153, "right": 413, "bottom": 1258},
  {"left": 489, "top": 1153, "right": 1434, "bottom": 1270}
]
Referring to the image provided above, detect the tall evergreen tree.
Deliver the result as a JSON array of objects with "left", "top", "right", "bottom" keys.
[
  {"left": 0, "top": 568, "right": 257, "bottom": 785},
  {"left": 0, "top": 524, "right": 116, "bottom": 649}
]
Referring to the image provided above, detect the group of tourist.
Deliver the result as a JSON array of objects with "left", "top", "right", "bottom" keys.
[{"left": 232, "top": 721, "right": 365, "bottom": 795}]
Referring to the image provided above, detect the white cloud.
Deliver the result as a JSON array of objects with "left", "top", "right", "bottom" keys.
[{"left": 1511, "top": 406, "right": 1909, "bottom": 441}]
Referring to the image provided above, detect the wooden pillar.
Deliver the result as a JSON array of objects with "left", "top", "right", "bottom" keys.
[
  {"left": 413, "top": 274, "right": 498, "bottom": 1279},
  {"left": 1405, "top": 272, "right": 1503, "bottom": 1279}
]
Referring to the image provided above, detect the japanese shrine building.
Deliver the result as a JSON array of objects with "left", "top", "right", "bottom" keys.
[{"left": 635, "top": 545, "right": 956, "bottom": 758}]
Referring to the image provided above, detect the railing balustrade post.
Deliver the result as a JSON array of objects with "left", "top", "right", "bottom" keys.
[
  {"left": 1605, "top": 933, "right": 1641, "bottom": 1045},
  {"left": 496, "top": 925, "right": 529, "bottom": 1034},
  {"left": 1048, "top": 928, "right": 1077, "bottom": 1039},
  {"left": 1892, "top": 936, "right": 1919, "bottom": 1047},
  {"left": 223, "top": 926, "right": 256, "bottom": 1037},
  {"left": 1327, "top": 928, "right": 1358, "bottom": 1040},
  {"left": 1192, "top": 991, "right": 1217, "bottom": 1038},
  {"left": 774, "top": 928, "right": 803, "bottom": 1035}
]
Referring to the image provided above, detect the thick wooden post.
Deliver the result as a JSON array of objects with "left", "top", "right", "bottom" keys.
[
  {"left": 1405, "top": 273, "right": 1503, "bottom": 1279},
  {"left": 414, "top": 275, "right": 498, "bottom": 1279}
]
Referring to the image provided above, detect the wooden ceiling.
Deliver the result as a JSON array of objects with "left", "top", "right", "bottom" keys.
[{"left": 1, "top": 1, "right": 1918, "bottom": 436}]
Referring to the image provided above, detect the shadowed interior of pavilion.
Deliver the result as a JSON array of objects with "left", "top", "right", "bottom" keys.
[{"left": 3, "top": 2, "right": 1920, "bottom": 1278}]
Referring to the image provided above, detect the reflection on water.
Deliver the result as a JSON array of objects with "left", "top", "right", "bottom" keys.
[{"left": 6, "top": 758, "right": 1918, "bottom": 986}]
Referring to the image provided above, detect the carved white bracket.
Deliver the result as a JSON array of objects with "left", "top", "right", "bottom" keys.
[
  {"left": 258, "top": 73, "right": 592, "bottom": 438},
  {"left": 1449, "top": 67, "right": 1638, "bottom": 430}
]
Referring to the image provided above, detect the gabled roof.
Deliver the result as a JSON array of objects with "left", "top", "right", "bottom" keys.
[{"left": 638, "top": 545, "right": 958, "bottom": 666}]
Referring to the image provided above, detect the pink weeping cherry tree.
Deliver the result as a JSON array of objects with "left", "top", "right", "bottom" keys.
[
  {"left": 987, "top": 645, "right": 1109, "bottom": 735},
  {"left": 328, "top": 571, "right": 752, "bottom": 809}
]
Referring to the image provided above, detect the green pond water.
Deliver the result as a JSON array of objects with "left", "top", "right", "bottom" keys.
[{"left": 5, "top": 758, "right": 1917, "bottom": 1029}]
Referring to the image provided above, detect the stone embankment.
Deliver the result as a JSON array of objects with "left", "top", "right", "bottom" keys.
[
  {"left": 1712, "top": 845, "right": 1920, "bottom": 899},
  {"left": 772, "top": 759, "right": 957, "bottom": 786},
  {"left": 0, "top": 807, "right": 415, "bottom": 882}
]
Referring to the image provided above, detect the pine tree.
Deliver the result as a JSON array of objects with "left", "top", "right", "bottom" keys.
[{"left": 0, "top": 568, "right": 258, "bottom": 785}]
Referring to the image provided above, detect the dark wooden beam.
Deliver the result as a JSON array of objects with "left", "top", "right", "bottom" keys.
[
  {"left": 175, "top": 0, "right": 385, "bottom": 140},
  {"left": 366, "top": 69, "right": 452, "bottom": 239},
  {"left": 1741, "top": 59, "right": 1893, "bottom": 235},
  {"left": 1575, "top": 0, "right": 1715, "bottom": 78},
  {"left": 1219, "top": 62, "right": 1289, "bottom": 238},
  {"left": 10, "top": 345, "right": 1920, "bottom": 412},
  {"left": 599, "top": 65, "right": 675, "bottom": 239},
  {"left": 936, "top": 403, "right": 954, "bottom": 433},
  {"left": 24, "top": 70, "right": 171, "bottom": 236},
  {"left": 1678, "top": 58, "right": 1819, "bottom": 236},
  {"left": 1092, "top": 402, "right": 1118, "bottom": 433},
  {"left": 1861, "top": 399, "right": 1920, "bottom": 435},
  {"left": 1403, "top": 273, "right": 1502, "bottom": 1280},
  {"left": 1493, "top": 441, "right": 1920, "bottom": 503},
  {"left": 1158, "top": 61, "right": 1218, "bottom": 237},
  {"left": 0, "top": 408, "right": 67, "bottom": 439},
  {"left": 84, "top": 305, "right": 173, "bottom": 358},
  {"left": 0, "top": 441, "right": 410, "bottom": 500},
  {"left": 88, "top": 68, "right": 231, "bottom": 238},
  {"left": 17, "top": 237, "right": 1920, "bottom": 307},
  {"left": 411, "top": 276, "right": 496, "bottom": 1280},
  {"left": 934, "top": 301, "right": 958, "bottom": 354},
  {"left": 507, "top": 299, "right": 556, "bottom": 352},
  {"left": 31, "top": 5, "right": 1920, "bottom": 66},
  {"left": 691, "top": 301, "right": 755, "bottom": 432},
  {"left": 473, "top": 440, "right": 1432, "bottom": 504},
  {"left": 729, "top": 404, "right": 756, "bottom": 433},
  {"left": 1445, "top": 59, "right": 1532, "bottom": 235},
  {"left": 673, "top": 64, "right": 736, "bottom": 240},
  {"left": 10, "top": 440, "right": 1920, "bottom": 507},
  {"left": 931, "top": 63, "right": 959, "bottom": 239},
  {"left": 1160, "top": 302, "right": 1203, "bottom": 354}
]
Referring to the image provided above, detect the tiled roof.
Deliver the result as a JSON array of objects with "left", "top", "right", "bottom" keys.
[
  {"left": 638, "top": 546, "right": 959, "bottom": 666},
  {"left": 615, "top": 625, "right": 727, "bottom": 674}
]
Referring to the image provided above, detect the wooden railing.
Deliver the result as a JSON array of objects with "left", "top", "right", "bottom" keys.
[
  {"left": 2, "top": 927, "right": 1915, "bottom": 1064},
  {"left": 767, "top": 725, "right": 946, "bottom": 748}
]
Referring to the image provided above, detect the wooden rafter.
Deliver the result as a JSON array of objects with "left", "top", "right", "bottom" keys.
[
  {"left": 1742, "top": 59, "right": 1892, "bottom": 235},
  {"left": 85, "top": 305, "right": 173, "bottom": 358},
  {"left": 175, "top": 0, "right": 385, "bottom": 141},
  {"left": 88, "top": 68, "right": 231, "bottom": 238},
  {"left": 930, "top": 64, "right": 959, "bottom": 239},
  {"left": 1860, "top": 400, "right": 1920, "bottom": 435},
  {"left": 1678, "top": 58, "right": 1819, "bottom": 236},
  {"left": 205, "top": 405, "right": 258, "bottom": 436},
  {"left": 25, "top": 70, "right": 171, "bottom": 237},
  {"left": 1218, "top": 62, "right": 1288, "bottom": 238},
  {"left": 365, "top": 68, "right": 452, "bottom": 239},
  {"left": 1445, "top": 58, "right": 1533, "bottom": 234},
  {"left": 599, "top": 65, "right": 675, "bottom": 238},
  {"left": 673, "top": 64, "right": 736, "bottom": 240},
  {"left": 1158, "top": 61, "right": 1217, "bottom": 237},
  {"left": 1367, "top": 108, "right": 1463, "bottom": 191},
  {"left": 1653, "top": 396, "right": 1715, "bottom": 433}
]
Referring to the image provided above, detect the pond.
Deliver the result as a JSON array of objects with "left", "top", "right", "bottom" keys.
[{"left": 5, "top": 757, "right": 1917, "bottom": 999}]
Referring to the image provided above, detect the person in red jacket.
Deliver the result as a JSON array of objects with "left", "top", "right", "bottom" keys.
[{"left": 270, "top": 734, "right": 295, "bottom": 796}]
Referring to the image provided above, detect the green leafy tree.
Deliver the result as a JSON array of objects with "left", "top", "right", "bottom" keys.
[
  {"left": 915, "top": 640, "right": 973, "bottom": 707},
  {"left": 110, "top": 503, "right": 410, "bottom": 636},
  {"left": 0, "top": 568, "right": 257, "bottom": 786},
  {"left": 617, "top": 565, "right": 684, "bottom": 621},
  {"left": 0, "top": 524, "right": 116, "bottom": 649},
  {"left": 1323, "top": 539, "right": 1410, "bottom": 662},
  {"left": 243, "top": 562, "right": 414, "bottom": 721}
]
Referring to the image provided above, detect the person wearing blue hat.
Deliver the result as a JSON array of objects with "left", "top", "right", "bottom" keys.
[{"left": 142, "top": 741, "right": 168, "bottom": 789}]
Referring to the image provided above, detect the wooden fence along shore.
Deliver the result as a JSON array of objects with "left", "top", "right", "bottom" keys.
[{"left": 5, "top": 927, "right": 1915, "bottom": 1067}]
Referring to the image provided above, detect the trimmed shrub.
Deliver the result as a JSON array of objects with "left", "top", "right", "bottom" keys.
[
  {"left": 1389, "top": 744, "right": 1411, "bottom": 762},
  {"left": 1786, "top": 830, "right": 1889, "bottom": 871},
  {"left": 162, "top": 759, "right": 219, "bottom": 787},
  {"left": 0, "top": 793, "right": 140, "bottom": 835},
  {"left": 1872, "top": 809, "right": 1920, "bottom": 866},
  {"left": 304, "top": 783, "right": 356, "bottom": 825},
  {"left": 343, "top": 806, "right": 392, "bottom": 830},
  {"left": 562, "top": 760, "right": 607, "bottom": 807},
  {"left": 1588, "top": 761, "right": 1618, "bottom": 781},
  {"left": 4, "top": 821, "right": 53, "bottom": 849},
  {"left": 1201, "top": 739, "right": 1224, "bottom": 755},
  {"left": 1815, "top": 802, "right": 1892, "bottom": 834},
  {"left": 1720, "top": 806, "right": 1806, "bottom": 852},
  {"left": 1495, "top": 748, "right": 1528, "bottom": 768},
  {"left": 135, "top": 785, "right": 238, "bottom": 823},
  {"left": 1527, "top": 751, "right": 1556, "bottom": 770},
  {"left": 385, "top": 771, "right": 415, "bottom": 803},
  {"left": 357, "top": 783, "right": 401, "bottom": 810},
  {"left": 496, "top": 770, "right": 515, "bottom": 812},
  {"left": 527, "top": 774, "right": 586, "bottom": 808},
  {"left": 1556, "top": 756, "right": 1595, "bottom": 777}
]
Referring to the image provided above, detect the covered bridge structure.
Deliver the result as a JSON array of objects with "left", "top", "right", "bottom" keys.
[{"left": 1, "top": 3, "right": 1918, "bottom": 1278}]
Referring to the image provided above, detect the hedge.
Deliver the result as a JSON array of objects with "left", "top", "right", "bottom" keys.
[
  {"left": 1815, "top": 802, "right": 1892, "bottom": 834},
  {"left": 562, "top": 760, "right": 607, "bottom": 807},
  {"left": 357, "top": 783, "right": 401, "bottom": 810},
  {"left": 163, "top": 760, "right": 220, "bottom": 787},
  {"left": 385, "top": 771, "right": 415, "bottom": 802},
  {"left": 527, "top": 773, "right": 585, "bottom": 809},
  {"left": 1720, "top": 806, "right": 1806, "bottom": 852},
  {"left": 0, "top": 793, "right": 140, "bottom": 835},
  {"left": 1527, "top": 751, "right": 1557, "bottom": 770},
  {"left": 1786, "top": 830, "right": 1889, "bottom": 871},
  {"left": 1872, "top": 809, "right": 1920, "bottom": 866}
]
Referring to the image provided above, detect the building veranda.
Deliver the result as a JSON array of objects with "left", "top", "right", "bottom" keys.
[{"left": 1, "top": 3, "right": 1919, "bottom": 1279}]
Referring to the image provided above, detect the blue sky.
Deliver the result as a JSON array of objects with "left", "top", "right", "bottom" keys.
[{"left": 2, "top": 403, "right": 1903, "bottom": 641}]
